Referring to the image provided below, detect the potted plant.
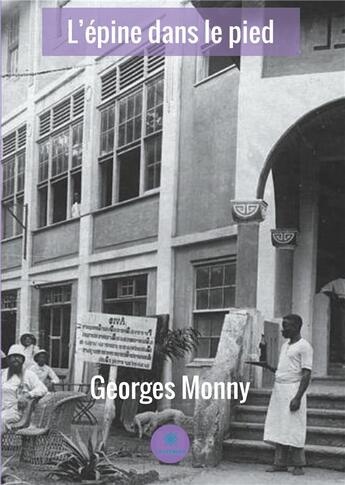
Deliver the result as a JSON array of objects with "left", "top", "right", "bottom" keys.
[{"left": 48, "top": 429, "right": 131, "bottom": 484}]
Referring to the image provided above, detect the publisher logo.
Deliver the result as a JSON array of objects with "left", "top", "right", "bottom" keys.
[{"left": 150, "top": 424, "right": 190, "bottom": 463}]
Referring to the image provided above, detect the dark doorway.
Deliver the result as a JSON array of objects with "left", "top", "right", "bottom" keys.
[
  {"left": 317, "top": 161, "right": 345, "bottom": 373},
  {"left": 1, "top": 290, "right": 18, "bottom": 355},
  {"left": 1, "top": 312, "right": 16, "bottom": 355},
  {"left": 52, "top": 177, "right": 67, "bottom": 223}
]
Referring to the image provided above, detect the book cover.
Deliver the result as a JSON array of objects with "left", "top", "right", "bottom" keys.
[{"left": 1, "top": 1, "right": 344, "bottom": 483}]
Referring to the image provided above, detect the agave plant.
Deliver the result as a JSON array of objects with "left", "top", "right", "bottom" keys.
[{"left": 48, "top": 429, "right": 130, "bottom": 483}]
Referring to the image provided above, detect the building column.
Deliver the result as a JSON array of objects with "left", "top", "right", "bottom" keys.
[
  {"left": 231, "top": 200, "right": 267, "bottom": 308},
  {"left": 155, "top": 56, "right": 182, "bottom": 407},
  {"left": 73, "top": 66, "right": 97, "bottom": 383},
  {"left": 19, "top": 0, "right": 41, "bottom": 339},
  {"left": 292, "top": 147, "right": 319, "bottom": 342},
  {"left": 271, "top": 229, "right": 298, "bottom": 317}
]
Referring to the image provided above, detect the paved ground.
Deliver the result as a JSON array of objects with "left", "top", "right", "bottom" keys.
[
  {"left": 145, "top": 461, "right": 345, "bottom": 485},
  {"left": 10, "top": 457, "right": 345, "bottom": 485},
  {"left": 7, "top": 427, "right": 344, "bottom": 485}
]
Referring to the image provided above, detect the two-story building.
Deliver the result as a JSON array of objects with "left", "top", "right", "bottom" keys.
[{"left": 1, "top": 0, "right": 344, "bottom": 415}]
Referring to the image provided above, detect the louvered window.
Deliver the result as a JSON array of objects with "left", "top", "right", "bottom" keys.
[
  {"left": 18, "top": 125, "right": 27, "bottom": 148},
  {"left": 119, "top": 56, "right": 145, "bottom": 90},
  {"left": 39, "top": 89, "right": 84, "bottom": 138},
  {"left": 1, "top": 125, "right": 26, "bottom": 239},
  {"left": 73, "top": 90, "right": 85, "bottom": 117},
  {"left": 147, "top": 44, "right": 165, "bottom": 74},
  {"left": 39, "top": 111, "right": 51, "bottom": 137},
  {"left": 52, "top": 99, "right": 71, "bottom": 129},
  {"left": 3, "top": 132, "right": 16, "bottom": 157},
  {"left": 101, "top": 69, "right": 118, "bottom": 102},
  {"left": 37, "top": 89, "right": 84, "bottom": 228},
  {"left": 100, "top": 47, "right": 165, "bottom": 102}
]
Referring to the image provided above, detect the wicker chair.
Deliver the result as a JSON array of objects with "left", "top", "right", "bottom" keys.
[
  {"left": 52, "top": 382, "right": 98, "bottom": 424},
  {"left": 16, "top": 391, "right": 85, "bottom": 465},
  {"left": 1, "top": 398, "right": 38, "bottom": 457}
]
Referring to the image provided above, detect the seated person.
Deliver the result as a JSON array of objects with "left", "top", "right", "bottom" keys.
[
  {"left": 1, "top": 345, "right": 48, "bottom": 433},
  {"left": 29, "top": 349, "right": 60, "bottom": 390}
]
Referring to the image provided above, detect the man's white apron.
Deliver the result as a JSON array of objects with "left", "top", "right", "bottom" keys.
[{"left": 263, "top": 378, "right": 307, "bottom": 448}]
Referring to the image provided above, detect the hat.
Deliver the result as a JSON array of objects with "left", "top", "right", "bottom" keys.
[
  {"left": 20, "top": 333, "right": 37, "bottom": 346},
  {"left": 34, "top": 349, "right": 48, "bottom": 361},
  {"left": 1, "top": 350, "right": 6, "bottom": 358},
  {"left": 7, "top": 344, "right": 26, "bottom": 359}
]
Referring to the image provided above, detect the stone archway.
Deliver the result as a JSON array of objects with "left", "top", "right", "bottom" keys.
[{"left": 257, "top": 99, "right": 345, "bottom": 377}]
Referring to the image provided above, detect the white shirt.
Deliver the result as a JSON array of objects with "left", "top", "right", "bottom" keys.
[
  {"left": 29, "top": 363, "right": 60, "bottom": 384},
  {"left": 275, "top": 338, "right": 313, "bottom": 383},
  {"left": 1, "top": 368, "right": 48, "bottom": 410},
  {"left": 71, "top": 202, "right": 81, "bottom": 218}
]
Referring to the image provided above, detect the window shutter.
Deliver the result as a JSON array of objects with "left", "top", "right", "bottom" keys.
[
  {"left": 147, "top": 45, "right": 165, "bottom": 73},
  {"left": 2, "top": 132, "right": 16, "bottom": 156},
  {"left": 17, "top": 125, "right": 27, "bottom": 148},
  {"left": 101, "top": 68, "right": 117, "bottom": 101},
  {"left": 39, "top": 111, "right": 51, "bottom": 137},
  {"left": 119, "top": 56, "right": 145, "bottom": 90},
  {"left": 52, "top": 98, "right": 71, "bottom": 129},
  {"left": 72, "top": 89, "right": 85, "bottom": 118}
]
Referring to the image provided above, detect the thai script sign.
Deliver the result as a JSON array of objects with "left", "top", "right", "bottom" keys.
[{"left": 76, "top": 312, "right": 157, "bottom": 370}]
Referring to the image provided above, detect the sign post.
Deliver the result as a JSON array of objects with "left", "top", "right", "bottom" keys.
[
  {"left": 76, "top": 312, "right": 157, "bottom": 447},
  {"left": 102, "top": 365, "right": 117, "bottom": 446}
]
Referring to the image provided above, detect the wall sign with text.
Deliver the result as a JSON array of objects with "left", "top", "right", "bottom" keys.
[{"left": 76, "top": 312, "right": 157, "bottom": 370}]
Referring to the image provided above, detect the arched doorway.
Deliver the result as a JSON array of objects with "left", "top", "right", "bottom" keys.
[{"left": 258, "top": 99, "right": 345, "bottom": 377}]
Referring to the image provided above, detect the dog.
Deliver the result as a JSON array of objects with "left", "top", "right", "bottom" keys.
[{"left": 131, "top": 409, "right": 191, "bottom": 438}]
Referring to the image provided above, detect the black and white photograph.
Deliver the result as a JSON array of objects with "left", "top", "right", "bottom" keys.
[{"left": 1, "top": 1, "right": 344, "bottom": 484}]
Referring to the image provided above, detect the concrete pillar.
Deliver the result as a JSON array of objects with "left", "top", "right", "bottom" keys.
[
  {"left": 292, "top": 148, "right": 319, "bottom": 342},
  {"left": 18, "top": 0, "right": 41, "bottom": 337},
  {"left": 235, "top": 223, "right": 260, "bottom": 308},
  {"left": 274, "top": 250, "right": 294, "bottom": 317},
  {"left": 231, "top": 200, "right": 267, "bottom": 308},
  {"left": 155, "top": 56, "right": 182, "bottom": 407},
  {"left": 74, "top": 66, "right": 97, "bottom": 383},
  {"left": 256, "top": 173, "right": 276, "bottom": 320},
  {"left": 270, "top": 229, "right": 298, "bottom": 318},
  {"left": 312, "top": 293, "right": 330, "bottom": 377}
]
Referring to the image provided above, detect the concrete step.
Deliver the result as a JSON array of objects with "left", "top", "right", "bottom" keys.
[
  {"left": 223, "top": 439, "right": 345, "bottom": 471},
  {"left": 235, "top": 405, "right": 345, "bottom": 428},
  {"left": 246, "top": 389, "right": 345, "bottom": 410},
  {"left": 230, "top": 422, "right": 345, "bottom": 447}
]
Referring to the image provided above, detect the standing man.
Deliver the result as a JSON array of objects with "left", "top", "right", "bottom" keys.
[
  {"left": 263, "top": 314, "right": 313, "bottom": 476},
  {"left": 71, "top": 192, "right": 81, "bottom": 218},
  {"left": 18, "top": 333, "right": 40, "bottom": 370}
]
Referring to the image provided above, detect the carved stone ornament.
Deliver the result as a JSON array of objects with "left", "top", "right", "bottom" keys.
[
  {"left": 271, "top": 228, "right": 298, "bottom": 249},
  {"left": 231, "top": 199, "right": 268, "bottom": 223}
]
